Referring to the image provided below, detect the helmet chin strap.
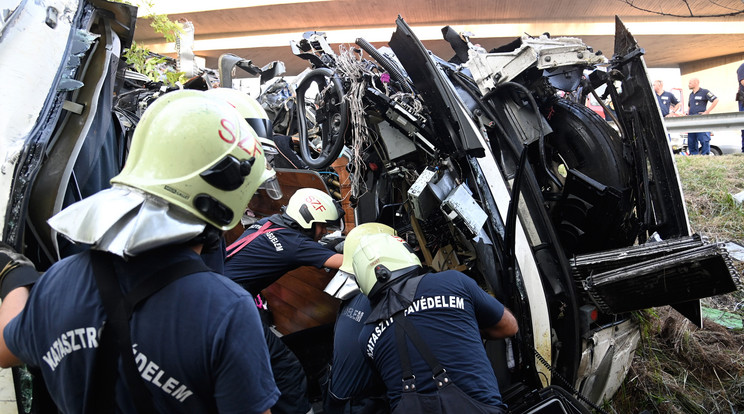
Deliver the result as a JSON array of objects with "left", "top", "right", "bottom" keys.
[{"left": 191, "top": 225, "right": 223, "bottom": 253}]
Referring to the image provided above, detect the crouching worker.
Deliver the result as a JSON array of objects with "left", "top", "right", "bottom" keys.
[
  {"left": 224, "top": 187, "right": 344, "bottom": 294},
  {"left": 348, "top": 233, "right": 518, "bottom": 414},
  {"left": 224, "top": 187, "right": 344, "bottom": 414},
  {"left": 324, "top": 223, "right": 397, "bottom": 414},
  {"left": 0, "top": 90, "right": 279, "bottom": 413}
]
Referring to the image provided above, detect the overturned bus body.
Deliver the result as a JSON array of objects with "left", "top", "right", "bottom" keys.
[{"left": 0, "top": 0, "right": 739, "bottom": 411}]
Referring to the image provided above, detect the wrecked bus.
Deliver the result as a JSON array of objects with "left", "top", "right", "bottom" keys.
[{"left": 0, "top": 0, "right": 738, "bottom": 411}]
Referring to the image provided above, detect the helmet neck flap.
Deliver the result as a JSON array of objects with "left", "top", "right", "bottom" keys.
[
  {"left": 49, "top": 185, "right": 207, "bottom": 257},
  {"left": 365, "top": 266, "right": 425, "bottom": 323}
]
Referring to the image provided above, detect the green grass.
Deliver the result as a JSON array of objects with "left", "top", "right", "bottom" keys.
[
  {"left": 609, "top": 153, "right": 744, "bottom": 414},
  {"left": 675, "top": 154, "right": 744, "bottom": 245}
]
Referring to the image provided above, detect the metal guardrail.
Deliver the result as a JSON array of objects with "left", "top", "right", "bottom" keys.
[{"left": 664, "top": 111, "right": 744, "bottom": 133}]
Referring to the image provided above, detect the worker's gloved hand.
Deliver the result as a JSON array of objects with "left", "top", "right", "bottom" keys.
[
  {"left": 0, "top": 242, "right": 40, "bottom": 301},
  {"left": 319, "top": 235, "right": 345, "bottom": 253}
]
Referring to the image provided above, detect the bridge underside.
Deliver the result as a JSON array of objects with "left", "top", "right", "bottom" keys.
[{"left": 134, "top": 0, "right": 744, "bottom": 75}]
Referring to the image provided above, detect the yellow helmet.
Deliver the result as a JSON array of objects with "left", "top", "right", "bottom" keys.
[
  {"left": 285, "top": 188, "right": 344, "bottom": 230},
  {"left": 111, "top": 90, "right": 271, "bottom": 230},
  {"left": 352, "top": 233, "right": 422, "bottom": 296},
  {"left": 339, "top": 223, "right": 396, "bottom": 275},
  {"left": 205, "top": 87, "right": 272, "bottom": 139}
]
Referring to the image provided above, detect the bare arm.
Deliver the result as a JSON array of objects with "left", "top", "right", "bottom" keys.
[
  {"left": 669, "top": 102, "right": 680, "bottom": 114},
  {"left": 323, "top": 253, "right": 343, "bottom": 270},
  {"left": 704, "top": 98, "right": 719, "bottom": 114},
  {"left": 0, "top": 287, "right": 29, "bottom": 368},
  {"left": 480, "top": 307, "right": 518, "bottom": 340}
]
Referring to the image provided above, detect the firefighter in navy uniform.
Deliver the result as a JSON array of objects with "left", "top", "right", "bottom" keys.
[
  {"left": 224, "top": 187, "right": 344, "bottom": 414},
  {"left": 0, "top": 90, "right": 279, "bottom": 413},
  {"left": 224, "top": 187, "right": 343, "bottom": 293},
  {"left": 348, "top": 233, "right": 518, "bottom": 414},
  {"left": 324, "top": 223, "right": 398, "bottom": 414}
]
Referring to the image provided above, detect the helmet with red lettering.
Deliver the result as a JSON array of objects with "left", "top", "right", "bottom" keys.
[
  {"left": 111, "top": 90, "right": 271, "bottom": 230},
  {"left": 205, "top": 87, "right": 282, "bottom": 200},
  {"left": 285, "top": 188, "right": 344, "bottom": 230},
  {"left": 353, "top": 233, "right": 422, "bottom": 296}
]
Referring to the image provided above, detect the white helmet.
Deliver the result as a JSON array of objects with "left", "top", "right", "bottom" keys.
[{"left": 285, "top": 188, "right": 344, "bottom": 230}]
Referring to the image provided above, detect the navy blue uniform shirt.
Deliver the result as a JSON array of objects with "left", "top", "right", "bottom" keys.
[
  {"left": 656, "top": 91, "right": 679, "bottom": 117},
  {"left": 223, "top": 216, "right": 336, "bottom": 295},
  {"left": 329, "top": 293, "right": 384, "bottom": 400},
  {"left": 688, "top": 88, "right": 717, "bottom": 115},
  {"left": 5, "top": 247, "right": 279, "bottom": 413},
  {"left": 359, "top": 270, "right": 507, "bottom": 410}
]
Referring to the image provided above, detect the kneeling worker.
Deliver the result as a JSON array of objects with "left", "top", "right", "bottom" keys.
[
  {"left": 325, "top": 222, "right": 397, "bottom": 413},
  {"left": 349, "top": 233, "right": 518, "bottom": 413},
  {"left": 224, "top": 187, "right": 343, "bottom": 293}
]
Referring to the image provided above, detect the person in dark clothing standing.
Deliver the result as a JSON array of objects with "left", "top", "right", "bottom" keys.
[
  {"left": 736, "top": 62, "right": 744, "bottom": 153},
  {"left": 686, "top": 78, "right": 719, "bottom": 155},
  {"left": 653, "top": 80, "right": 680, "bottom": 118},
  {"left": 224, "top": 187, "right": 345, "bottom": 414},
  {"left": 343, "top": 233, "right": 518, "bottom": 413},
  {"left": 0, "top": 90, "right": 279, "bottom": 413}
]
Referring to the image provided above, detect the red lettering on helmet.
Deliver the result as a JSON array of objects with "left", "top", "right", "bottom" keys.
[
  {"left": 306, "top": 196, "right": 327, "bottom": 212},
  {"left": 238, "top": 135, "right": 263, "bottom": 156},
  {"left": 219, "top": 119, "right": 236, "bottom": 143}
]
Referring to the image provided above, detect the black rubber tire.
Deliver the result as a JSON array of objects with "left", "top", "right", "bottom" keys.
[
  {"left": 542, "top": 98, "right": 636, "bottom": 254},
  {"left": 543, "top": 98, "right": 630, "bottom": 189}
]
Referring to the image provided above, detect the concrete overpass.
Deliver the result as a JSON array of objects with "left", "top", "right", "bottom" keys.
[{"left": 133, "top": 0, "right": 744, "bottom": 112}]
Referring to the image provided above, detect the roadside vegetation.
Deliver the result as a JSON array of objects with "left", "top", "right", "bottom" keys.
[
  {"left": 114, "top": 0, "right": 187, "bottom": 85},
  {"left": 609, "top": 153, "right": 744, "bottom": 413}
]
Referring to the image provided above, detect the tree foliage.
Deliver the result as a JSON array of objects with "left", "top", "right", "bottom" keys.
[{"left": 114, "top": 0, "right": 187, "bottom": 86}]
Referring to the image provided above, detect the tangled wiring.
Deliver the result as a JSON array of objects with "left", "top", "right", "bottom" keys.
[{"left": 335, "top": 45, "right": 377, "bottom": 200}]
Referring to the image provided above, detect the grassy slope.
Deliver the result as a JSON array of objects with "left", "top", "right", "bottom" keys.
[
  {"left": 676, "top": 154, "right": 744, "bottom": 245},
  {"left": 609, "top": 153, "right": 744, "bottom": 413}
]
